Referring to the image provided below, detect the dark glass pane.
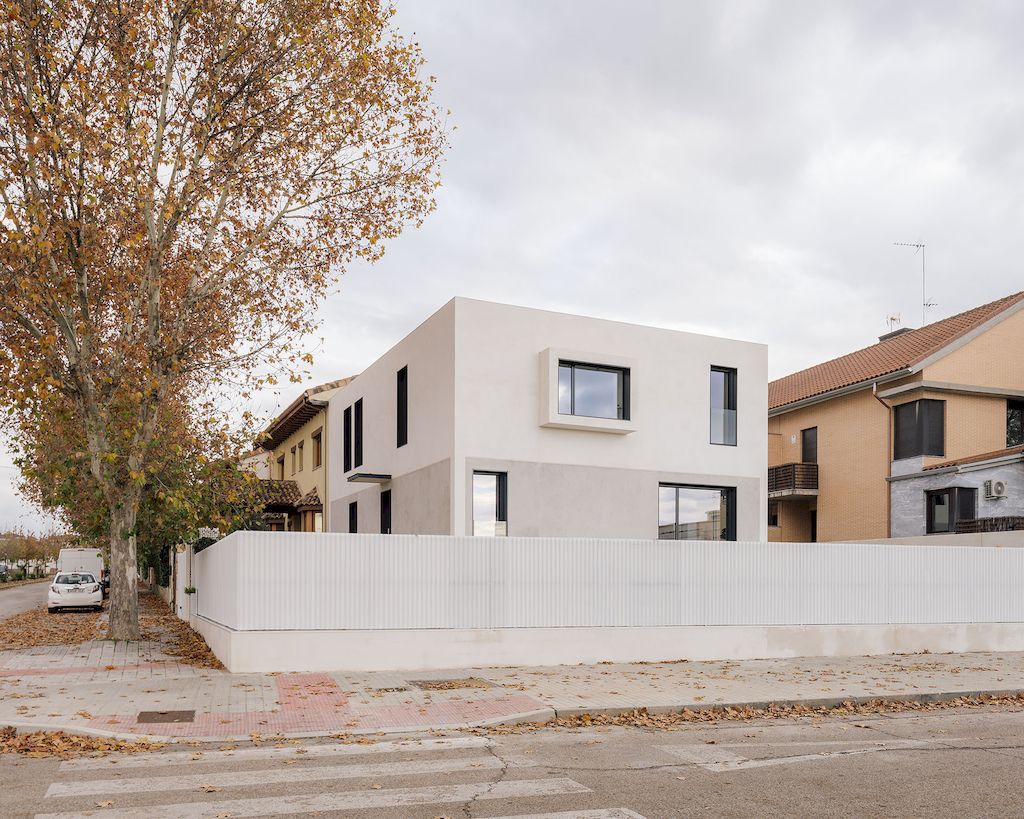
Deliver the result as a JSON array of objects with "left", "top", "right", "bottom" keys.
[
  {"left": 354, "top": 399, "right": 364, "bottom": 467},
  {"left": 923, "top": 399, "right": 945, "bottom": 456},
  {"left": 343, "top": 406, "right": 352, "bottom": 472},
  {"left": 572, "top": 366, "right": 621, "bottom": 419},
  {"left": 801, "top": 427, "right": 818, "bottom": 464},
  {"left": 928, "top": 492, "right": 949, "bottom": 533},
  {"left": 380, "top": 490, "right": 392, "bottom": 534},
  {"left": 1008, "top": 400, "right": 1024, "bottom": 448},
  {"left": 956, "top": 487, "right": 977, "bottom": 523},
  {"left": 710, "top": 368, "right": 737, "bottom": 445},
  {"left": 396, "top": 367, "right": 408, "bottom": 448},
  {"left": 348, "top": 501, "right": 358, "bottom": 534}
]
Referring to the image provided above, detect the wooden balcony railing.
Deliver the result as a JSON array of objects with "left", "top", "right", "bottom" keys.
[{"left": 768, "top": 462, "right": 819, "bottom": 496}]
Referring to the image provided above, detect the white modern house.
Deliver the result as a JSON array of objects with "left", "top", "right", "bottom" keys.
[{"left": 325, "top": 298, "right": 769, "bottom": 541}]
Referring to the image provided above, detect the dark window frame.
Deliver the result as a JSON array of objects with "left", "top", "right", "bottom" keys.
[
  {"left": 801, "top": 427, "right": 818, "bottom": 464},
  {"left": 659, "top": 482, "right": 737, "bottom": 541},
  {"left": 472, "top": 470, "right": 508, "bottom": 533},
  {"left": 894, "top": 399, "right": 945, "bottom": 460},
  {"left": 343, "top": 406, "right": 352, "bottom": 473},
  {"left": 557, "top": 360, "right": 631, "bottom": 420},
  {"left": 297, "top": 440, "right": 304, "bottom": 472},
  {"left": 276, "top": 454, "right": 285, "bottom": 480},
  {"left": 397, "top": 366, "right": 408, "bottom": 448},
  {"left": 354, "top": 398, "right": 364, "bottom": 468},
  {"left": 926, "top": 486, "right": 977, "bottom": 534},
  {"left": 768, "top": 500, "right": 779, "bottom": 528},
  {"left": 710, "top": 366, "right": 738, "bottom": 446},
  {"left": 380, "top": 489, "right": 392, "bottom": 535},
  {"left": 1009, "top": 399, "right": 1024, "bottom": 448},
  {"left": 348, "top": 500, "right": 358, "bottom": 534}
]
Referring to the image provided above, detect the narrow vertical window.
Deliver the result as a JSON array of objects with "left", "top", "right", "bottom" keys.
[
  {"left": 1008, "top": 400, "right": 1024, "bottom": 448},
  {"left": 710, "top": 367, "right": 738, "bottom": 446},
  {"left": 472, "top": 471, "right": 507, "bottom": 536},
  {"left": 290, "top": 446, "right": 296, "bottom": 474},
  {"left": 297, "top": 441, "right": 304, "bottom": 472},
  {"left": 354, "top": 398, "right": 364, "bottom": 468},
  {"left": 343, "top": 406, "right": 352, "bottom": 472},
  {"left": 768, "top": 500, "right": 779, "bottom": 527},
  {"left": 311, "top": 429, "right": 322, "bottom": 469},
  {"left": 396, "top": 366, "right": 408, "bottom": 448},
  {"left": 348, "top": 501, "right": 358, "bottom": 534},
  {"left": 380, "top": 489, "right": 392, "bottom": 534},
  {"left": 276, "top": 455, "right": 285, "bottom": 480}
]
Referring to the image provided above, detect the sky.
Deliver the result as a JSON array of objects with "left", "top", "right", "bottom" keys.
[{"left": 4, "top": 0, "right": 1024, "bottom": 531}]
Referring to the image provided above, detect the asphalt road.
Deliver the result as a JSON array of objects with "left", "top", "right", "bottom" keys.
[
  {"left": 0, "top": 580, "right": 48, "bottom": 619},
  {"left": 3, "top": 706, "right": 1024, "bottom": 818}
]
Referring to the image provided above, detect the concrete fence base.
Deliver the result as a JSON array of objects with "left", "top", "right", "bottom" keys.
[{"left": 190, "top": 616, "right": 1024, "bottom": 673}]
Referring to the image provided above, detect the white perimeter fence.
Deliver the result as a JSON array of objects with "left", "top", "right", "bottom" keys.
[{"left": 192, "top": 531, "right": 1024, "bottom": 632}]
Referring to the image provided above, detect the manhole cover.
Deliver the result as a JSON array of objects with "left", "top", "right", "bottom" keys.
[
  {"left": 137, "top": 710, "right": 196, "bottom": 724},
  {"left": 409, "top": 678, "right": 493, "bottom": 691}
]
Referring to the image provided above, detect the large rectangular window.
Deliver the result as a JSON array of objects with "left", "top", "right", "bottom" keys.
[
  {"left": 354, "top": 398, "right": 363, "bottom": 468},
  {"left": 926, "top": 487, "right": 976, "bottom": 534},
  {"left": 558, "top": 361, "right": 629, "bottom": 420},
  {"left": 659, "top": 484, "right": 736, "bottom": 541},
  {"left": 894, "top": 399, "right": 945, "bottom": 460},
  {"left": 348, "top": 501, "right": 358, "bottom": 534},
  {"left": 801, "top": 427, "right": 818, "bottom": 464},
  {"left": 1009, "top": 400, "right": 1024, "bottom": 448},
  {"left": 710, "top": 367, "right": 737, "bottom": 446},
  {"left": 472, "top": 471, "right": 507, "bottom": 536},
  {"left": 380, "top": 489, "right": 392, "bottom": 535},
  {"left": 343, "top": 406, "right": 352, "bottom": 472},
  {"left": 397, "top": 366, "right": 408, "bottom": 448}
]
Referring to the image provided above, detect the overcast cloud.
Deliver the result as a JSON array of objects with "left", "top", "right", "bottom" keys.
[{"left": 5, "top": 0, "right": 1024, "bottom": 531}]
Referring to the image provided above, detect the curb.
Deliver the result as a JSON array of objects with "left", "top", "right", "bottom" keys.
[{"left": 549, "top": 688, "right": 1024, "bottom": 720}]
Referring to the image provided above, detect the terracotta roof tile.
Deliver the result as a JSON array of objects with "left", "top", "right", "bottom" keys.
[
  {"left": 769, "top": 292, "right": 1024, "bottom": 410},
  {"left": 258, "top": 479, "right": 302, "bottom": 507},
  {"left": 924, "top": 445, "right": 1024, "bottom": 471}
]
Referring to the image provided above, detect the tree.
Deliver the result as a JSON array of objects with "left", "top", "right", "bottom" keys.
[{"left": 0, "top": 0, "right": 446, "bottom": 638}]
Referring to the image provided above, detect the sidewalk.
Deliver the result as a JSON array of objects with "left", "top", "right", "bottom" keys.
[{"left": 2, "top": 639, "right": 1023, "bottom": 741}]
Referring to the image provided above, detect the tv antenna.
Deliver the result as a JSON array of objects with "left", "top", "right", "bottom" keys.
[
  {"left": 885, "top": 313, "right": 902, "bottom": 333},
  {"left": 894, "top": 241, "right": 936, "bottom": 325}
]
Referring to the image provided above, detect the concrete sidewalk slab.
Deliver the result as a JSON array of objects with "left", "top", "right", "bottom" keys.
[{"left": 2, "top": 640, "right": 1023, "bottom": 742}]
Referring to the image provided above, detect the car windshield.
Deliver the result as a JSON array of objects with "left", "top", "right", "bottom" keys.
[{"left": 55, "top": 573, "right": 95, "bottom": 585}]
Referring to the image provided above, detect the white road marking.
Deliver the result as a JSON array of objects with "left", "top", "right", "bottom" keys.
[
  {"left": 58, "top": 736, "right": 492, "bottom": 771},
  {"left": 47, "top": 754, "right": 529, "bottom": 797},
  {"left": 487, "top": 811, "right": 647, "bottom": 819},
  {"left": 35, "top": 777, "right": 591, "bottom": 818},
  {"left": 659, "top": 739, "right": 932, "bottom": 772}
]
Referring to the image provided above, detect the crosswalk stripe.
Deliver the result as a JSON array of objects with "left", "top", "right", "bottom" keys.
[
  {"left": 35, "top": 777, "right": 591, "bottom": 818},
  {"left": 486, "top": 811, "right": 647, "bottom": 819},
  {"left": 47, "top": 754, "right": 528, "bottom": 798},
  {"left": 58, "top": 736, "right": 491, "bottom": 771}
]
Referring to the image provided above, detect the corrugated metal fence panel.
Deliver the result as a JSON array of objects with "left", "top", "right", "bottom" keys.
[{"left": 191, "top": 532, "right": 1024, "bottom": 631}]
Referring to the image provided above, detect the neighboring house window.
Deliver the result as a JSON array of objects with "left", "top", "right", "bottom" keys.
[
  {"left": 1009, "top": 400, "right": 1024, "bottom": 448},
  {"left": 354, "top": 398, "right": 364, "bottom": 468},
  {"left": 710, "top": 367, "right": 738, "bottom": 446},
  {"left": 343, "top": 406, "right": 352, "bottom": 472},
  {"left": 380, "top": 489, "right": 392, "bottom": 535},
  {"left": 297, "top": 441, "right": 304, "bottom": 472},
  {"left": 768, "top": 500, "right": 779, "bottom": 528},
  {"left": 926, "top": 487, "right": 977, "bottom": 534},
  {"left": 312, "top": 428, "right": 323, "bottom": 469},
  {"left": 557, "top": 360, "right": 629, "bottom": 420},
  {"left": 659, "top": 483, "right": 736, "bottom": 541},
  {"left": 290, "top": 446, "right": 296, "bottom": 475},
  {"left": 397, "top": 366, "right": 408, "bottom": 448},
  {"left": 801, "top": 427, "right": 818, "bottom": 464},
  {"left": 894, "top": 399, "right": 945, "bottom": 460},
  {"left": 314, "top": 512, "right": 323, "bottom": 532},
  {"left": 348, "top": 501, "right": 358, "bottom": 534},
  {"left": 472, "top": 471, "right": 507, "bottom": 536},
  {"left": 276, "top": 454, "right": 285, "bottom": 480}
]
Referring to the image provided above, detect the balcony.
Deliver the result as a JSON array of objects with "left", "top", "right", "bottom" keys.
[
  {"left": 768, "top": 462, "right": 819, "bottom": 499},
  {"left": 956, "top": 516, "right": 1024, "bottom": 534}
]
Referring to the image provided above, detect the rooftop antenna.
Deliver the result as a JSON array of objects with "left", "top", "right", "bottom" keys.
[
  {"left": 885, "top": 313, "right": 902, "bottom": 333},
  {"left": 894, "top": 241, "right": 936, "bottom": 325}
]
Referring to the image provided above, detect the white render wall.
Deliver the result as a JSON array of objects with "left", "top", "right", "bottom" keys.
[
  {"left": 326, "top": 298, "right": 768, "bottom": 540},
  {"left": 191, "top": 531, "right": 1024, "bottom": 672}
]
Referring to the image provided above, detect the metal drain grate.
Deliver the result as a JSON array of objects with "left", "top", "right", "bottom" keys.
[
  {"left": 409, "top": 678, "right": 493, "bottom": 691},
  {"left": 137, "top": 710, "right": 196, "bottom": 724}
]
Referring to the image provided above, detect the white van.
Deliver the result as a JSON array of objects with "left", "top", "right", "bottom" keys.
[{"left": 57, "top": 548, "right": 106, "bottom": 596}]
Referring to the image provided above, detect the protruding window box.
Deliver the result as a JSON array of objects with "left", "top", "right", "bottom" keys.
[{"left": 538, "top": 348, "right": 636, "bottom": 434}]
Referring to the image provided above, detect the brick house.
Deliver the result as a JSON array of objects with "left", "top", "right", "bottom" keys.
[{"left": 768, "top": 291, "right": 1024, "bottom": 542}]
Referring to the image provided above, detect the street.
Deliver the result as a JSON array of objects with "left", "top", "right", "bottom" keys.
[
  {"left": 0, "top": 581, "right": 47, "bottom": 619},
  {"left": 3, "top": 706, "right": 1024, "bottom": 818}
]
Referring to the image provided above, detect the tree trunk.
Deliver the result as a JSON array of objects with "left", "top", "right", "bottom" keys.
[{"left": 107, "top": 495, "right": 141, "bottom": 640}]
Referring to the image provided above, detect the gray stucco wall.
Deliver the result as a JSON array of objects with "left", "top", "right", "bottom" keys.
[
  {"left": 891, "top": 461, "right": 1024, "bottom": 538},
  {"left": 463, "top": 457, "right": 763, "bottom": 541},
  {"left": 328, "top": 458, "right": 452, "bottom": 535}
]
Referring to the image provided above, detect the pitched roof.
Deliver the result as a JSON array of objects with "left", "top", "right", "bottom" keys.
[
  {"left": 258, "top": 376, "right": 357, "bottom": 450},
  {"left": 924, "top": 445, "right": 1024, "bottom": 471},
  {"left": 257, "top": 479, "right": 302, "bottom": 509},
  {"left": 769, "top": 292, "right": 1024, "bottom": 411}
]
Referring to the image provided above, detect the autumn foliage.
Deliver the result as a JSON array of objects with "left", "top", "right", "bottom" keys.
[{"left": 0, "top": 0, "right": 446, "bottom": 638}]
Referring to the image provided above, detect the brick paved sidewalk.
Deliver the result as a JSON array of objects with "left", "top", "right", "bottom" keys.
[{"left": 2, "top": 640, "right": 1023, "bottom": 741}]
